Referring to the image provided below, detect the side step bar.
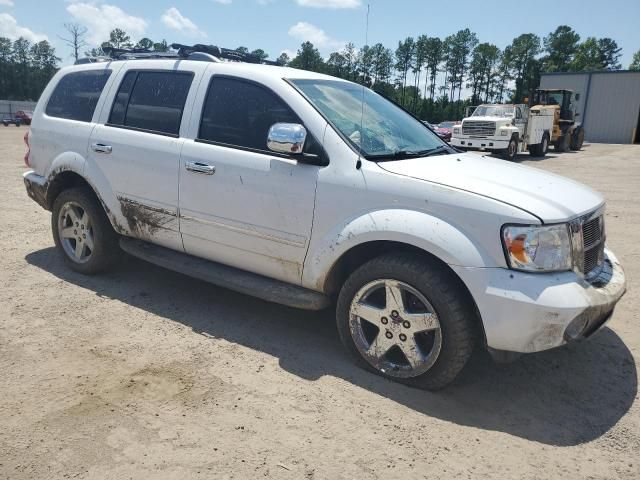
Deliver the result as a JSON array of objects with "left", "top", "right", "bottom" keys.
[{"left": 119, "top": 238, "right": 331, "bottom": 311}]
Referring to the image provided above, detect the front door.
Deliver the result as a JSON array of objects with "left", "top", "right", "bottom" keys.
[
  {"left": 179, "top": 76, "right": 320, "bottom": 284},
  {"left": 86, "top": 68, "right": 196, "bottom": 250}
]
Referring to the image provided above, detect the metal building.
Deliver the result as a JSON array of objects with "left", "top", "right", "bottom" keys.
[{"left": 539, "top": 70, "right": 640, "bottom": 144}]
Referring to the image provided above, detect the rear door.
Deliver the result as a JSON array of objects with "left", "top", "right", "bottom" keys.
[
  {"left": 29, "top": 65, "right": 117, "bottom": 176},
  {"left": 178, "top": 74, "right": 322, "bottom": 284},
  {"left": 86, "top": 65, "right": 201, "bottom": 250}
]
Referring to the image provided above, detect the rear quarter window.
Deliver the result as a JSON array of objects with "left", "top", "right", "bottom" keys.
[{"left": 46, "top": 70, "right": 112, "bottom": 122}]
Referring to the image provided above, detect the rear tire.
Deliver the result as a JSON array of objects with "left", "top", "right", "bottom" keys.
[
  {"left": 336, "top": 253, "right": 476, "bottom": 390},
  {"left": 529, "top": 132, "right": 549, "bottom": 157},
  {"left": 570, "top": 128, "right": 585, "bottom": 151},
  {"left": 51, "top": 187, "right": 120, "bottom": 274}
]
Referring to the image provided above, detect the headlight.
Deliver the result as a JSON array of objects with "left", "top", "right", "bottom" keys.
[
  {"left": 500, "top": 129, "right": 509, "bottom": 136},
  {"left": 502, "top": 224, "right": 572, "bottom": 272},
  {"left": 453, "top": 127, "right": 461, "bottom": 134}
]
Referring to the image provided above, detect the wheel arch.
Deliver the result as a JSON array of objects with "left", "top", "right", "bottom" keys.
[
  {"left": 323, "top": 239, "right": 487, "bottom": 346},
  {"left": 45, "top": 169, "right": 124, "bottom": 235}
]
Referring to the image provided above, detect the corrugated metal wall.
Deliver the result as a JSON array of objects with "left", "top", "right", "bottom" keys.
[{"left": 540, "top": 71, "right": 640, "bottom": 144}]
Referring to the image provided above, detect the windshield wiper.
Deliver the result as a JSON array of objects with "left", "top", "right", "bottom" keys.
[
  {"left": 367, "top": 145, "right": 451, "bottom": 161},
  {"left": 419, "top": 145, "right": 451, "bottom": 157}
]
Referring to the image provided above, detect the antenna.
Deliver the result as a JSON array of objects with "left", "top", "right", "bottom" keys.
[{"left": 356, "top": 3, "right": 370, "bottom": 170}]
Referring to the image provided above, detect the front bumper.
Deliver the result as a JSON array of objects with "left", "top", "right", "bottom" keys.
[
  {"left": 451, "top": 137, "right": 509, "bottom": 150},
  {"left": 23, "top": 171, "right": 49, "bottom": 210},
  {"left": 451, "top": 248, "right": 626, "bottom": 353}
]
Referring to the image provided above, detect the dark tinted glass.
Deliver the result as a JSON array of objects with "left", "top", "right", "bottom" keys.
[
  {"left": 46, "top": 70, "right": 112, "bottom": 122},
  {"left": 109, "top": 71, "right": 136, "bottom": 126},
  {"left": 109, "top": 71, "right": 193, "bottom": 136},
  {"left": 199, "top": 77, "right": 298, "bottom": 150}
]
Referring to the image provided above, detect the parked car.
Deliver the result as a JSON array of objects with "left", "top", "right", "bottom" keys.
[
  {"left": 2, "top": 110, "right": 32, "bottom": 127},
  {"left": 2, "top": 116, "right": 23, "bottom": 126},
  {"left": 15, "top": 110, "right": 33, "bottom": 125},
  {"left": 434, "top": 121, "right": 456, "bottom": 142},
  {"left": 23, "top": 52, "right": 626, "bottom": 390}
]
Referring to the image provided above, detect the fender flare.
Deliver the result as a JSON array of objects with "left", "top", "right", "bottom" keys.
[
  {"left": 302, "top": 209, "right": 492, "bottom": 292},
  {"left": 42, "top": 152, "right": 126, "bottom": 234}
]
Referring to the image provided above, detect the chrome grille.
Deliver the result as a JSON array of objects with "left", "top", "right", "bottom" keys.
[
  {"left": 462, "top": 120, "right": 496, "bottom": 136},
  {"left": 581, "top": 214, "right": 605, "bottom": 276}
]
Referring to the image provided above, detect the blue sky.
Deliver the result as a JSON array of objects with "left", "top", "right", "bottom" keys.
[{"left": 1, "top": 0, "right": 638, "bottom": 69}]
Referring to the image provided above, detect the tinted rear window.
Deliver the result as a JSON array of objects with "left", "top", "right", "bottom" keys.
[
  {"left": 46, "top": 70, "right": 112, "bottom": 122},
  {"left": 108, "top": 70, "right": 193, "bottom": 136}
]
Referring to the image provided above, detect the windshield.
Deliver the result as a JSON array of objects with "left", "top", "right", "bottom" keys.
[
  {"left": 472, "top": 105, "right": 515, "bottom": 117},
  {"left": 291, "top": 79, "right": 443, "bottom": 158}
]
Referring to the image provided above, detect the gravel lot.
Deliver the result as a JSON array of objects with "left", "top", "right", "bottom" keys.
[{"left": 1, "top": 126, "right": 638, "bottom": 479}]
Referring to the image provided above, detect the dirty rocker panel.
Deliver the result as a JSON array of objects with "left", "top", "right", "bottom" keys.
[{"left": 119, "top": 237, "right": 330, "bottom": 310}]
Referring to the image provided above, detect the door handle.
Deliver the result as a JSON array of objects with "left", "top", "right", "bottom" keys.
[
  {"left": 91, "top": 143, "right": 112, "bottom": 154},
  {"left": 185, "top": 161, "right": 215, "bottom": 175}
]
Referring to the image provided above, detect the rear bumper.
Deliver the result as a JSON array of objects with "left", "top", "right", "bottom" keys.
[
  {"left": 451, "top": 248, "right": 626, "bottom": 353},
  {"left": 23, "top": 171, "right": 49, "bottom": 210},
  {"left": 451, "top": 137, "right": 509, "bottom": 150}
]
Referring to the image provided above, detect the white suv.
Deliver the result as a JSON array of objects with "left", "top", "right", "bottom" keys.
[{"left": 23, "top": 52, "right": 626, "bottom": 389}]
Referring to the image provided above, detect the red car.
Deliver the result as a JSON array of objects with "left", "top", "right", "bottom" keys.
[
  {"left": 434, "top": 121, "right": 457, "bottom": 142},
  {"left": 15, "top": 110, "right": 33, "bottom": 125}
]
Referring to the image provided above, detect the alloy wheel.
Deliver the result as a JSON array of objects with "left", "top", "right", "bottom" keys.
[
  {"left": 348, "top": 279, "right": 442, "bottom": 378},
  {"left": 57, "top": 201, "right": 95, "bottom": 263}
]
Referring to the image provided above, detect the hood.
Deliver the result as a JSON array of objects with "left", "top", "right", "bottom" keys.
[{"left": 378, "top": 152, "right": 604, "bottom": 223}]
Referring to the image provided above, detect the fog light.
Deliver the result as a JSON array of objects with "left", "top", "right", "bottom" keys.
[{"left": 564, "top": 313, "right": 589, "bottom": 341}]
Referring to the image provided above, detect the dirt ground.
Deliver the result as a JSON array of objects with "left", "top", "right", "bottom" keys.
[{"left": 0, "top": 125, "right": 638, "bottom": 480}]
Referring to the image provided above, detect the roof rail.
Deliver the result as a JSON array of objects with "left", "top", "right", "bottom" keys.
[
  {"left": 74, "top": 56, "right": 112, "bottom": 65},
  {"left": 78, "top": 43, "right": 282, "bottom": 66},
  {"left": 171, "top": 44, "right": 281, "bottom": 66}
]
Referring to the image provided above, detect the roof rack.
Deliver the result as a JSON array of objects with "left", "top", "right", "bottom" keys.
[
  {"left": 171, "top": 43, "right": 281, "bottom": 66},
  {"left": 77, "top": 44, "right": 282, "bottom": 66}
]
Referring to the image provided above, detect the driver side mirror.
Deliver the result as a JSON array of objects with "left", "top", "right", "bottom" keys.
[
  {"left": 267, "top": 123, "right": 306, "bottom": 155},
  {"left": 575, "top": 93, "right": 581, "bottom": 101}
]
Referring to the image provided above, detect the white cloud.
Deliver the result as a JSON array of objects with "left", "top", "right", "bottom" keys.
[
  {"left": 0, "top": 13, "right": 48, "bottom": 42},
  {"left": 161, "top": 7, "right": 206, "bottom": 38},
  {"left": 213, "top": 0, "right": 232, "bottom": 4},
  {"left": 279, "top": 48, "right": 296, "bottom": 58},
  {"left": 295, "top": 0, "right": 360, "bottom": 8},
  {"left": 0, "top": 0, "right": 15, "bottom": 7},
  {"left": 288, "top": 21, "right": 343, "bottom": 50},
  {"left": 66, "top": 2, "right": 147, "bottom": 46}
]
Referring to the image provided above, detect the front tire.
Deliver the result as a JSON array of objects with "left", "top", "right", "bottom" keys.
[
  {"left": 555, "top": 133, "right": 570, "bottom": 152},
  {"left": 504, "top": 135, "right": 518, "bottom": 161},
  {"left": 51, "top": 187, "right": 120, "bottom": 274},
  {"left": 336, "top": 253, "right": 476, "bottom": 390}
]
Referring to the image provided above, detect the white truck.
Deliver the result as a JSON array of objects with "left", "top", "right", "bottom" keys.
[
  {"left": 22, "top": 45, "right": 626, "bottom": 390},
  {"left": 451, "top": 104, "right": 554, "bottom": 160}
]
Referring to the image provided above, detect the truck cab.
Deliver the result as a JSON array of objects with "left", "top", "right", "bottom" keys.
[{"left": 451, "top": 103, "right": 554, "bottom": 160}]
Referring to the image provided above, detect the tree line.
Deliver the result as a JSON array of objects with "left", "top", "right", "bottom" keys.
[
  {"left": 0, "top": 37, "right": 59, "bottom": 101},
  {"left": 1, "top": 22, "right": 639, "bottom": 124},
  {"left": 283, "top": 25, "right": 630, "bottom": 122}
]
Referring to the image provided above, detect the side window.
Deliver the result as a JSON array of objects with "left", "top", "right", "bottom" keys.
[
  {"left": 198, "top": 77, "right": 299, "bottom": 151},
  {"left": 108, "top": 70, "right": 193, "bottom": 136},
  {"left": 46, "top": 70, "right": 112, "bottom": 122}
]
